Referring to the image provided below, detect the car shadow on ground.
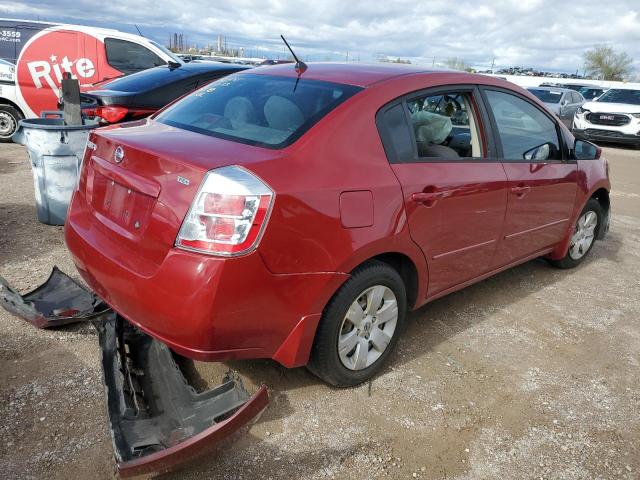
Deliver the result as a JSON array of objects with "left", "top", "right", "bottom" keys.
[{"left": 209, "top": 228, "right": 623, "bottom": 405}]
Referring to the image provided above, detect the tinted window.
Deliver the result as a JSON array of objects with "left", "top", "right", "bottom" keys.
[
  {"left": 485, "top": 90, "right": 561, "bottom": 161},
  {"left": 528, "top": 89, "right": 562, "bottom": 103},
  {"left": 597, "top": 89, "right": 640, "bottom": 105},
  {"left": 105, "top": 38, "right": 165, "bottom": 74},
  {"left": 406, "top": 92, "right": 484, "bottom": 159},
  {"left": 156, "top": 74, "right": 362, "bottom": 148},
  {"left": 571, "top": 92, "right": 583, "bottom": 103},
  {"left": 379, "top": 104, "right": 414, "bottom": 161}
]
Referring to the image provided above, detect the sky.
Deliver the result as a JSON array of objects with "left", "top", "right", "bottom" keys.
[{"left": 2, "top": 0, "right": 640, "bottom": 73}]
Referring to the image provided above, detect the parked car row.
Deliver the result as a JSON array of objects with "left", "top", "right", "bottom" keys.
[
  {"left": 529, "top": 83, "right": 640, "bottom": 148},
  {"left": 572, "top": 88, "right": 640, "bottom": 148},
  {"left": 540, "top": 82, "right": 607, "bottom": 101}
]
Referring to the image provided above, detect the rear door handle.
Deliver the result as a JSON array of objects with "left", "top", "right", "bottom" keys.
[
  {"left": 412, "top": 190, "right": 446, "bottom": 206},
  {"left": 511, "top": 185, "right": 531, "bottom": 197},
  {"left": 412, "top": 192, "right": 439, "bottom": 202}
]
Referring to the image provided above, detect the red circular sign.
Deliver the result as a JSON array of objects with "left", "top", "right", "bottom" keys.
[{"left": 16, "top": 28, "right": 120, "bottom": 116}]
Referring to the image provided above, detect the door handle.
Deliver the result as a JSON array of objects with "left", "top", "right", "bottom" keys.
[
  {"left": 412, "top": 190, "right": 445, "bottom": 206},
  {"left": 510, "top": 184, "right": 531, "bottom": 197}
]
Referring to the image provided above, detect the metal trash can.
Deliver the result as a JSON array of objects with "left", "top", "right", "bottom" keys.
[{"left": 12, "top": 116, "right": 99, "bottom": 226}]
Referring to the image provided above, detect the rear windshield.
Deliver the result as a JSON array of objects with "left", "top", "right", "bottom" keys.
[
  {"left": 597, "top": 89, "right": 640, "bottom": 105},
  {"left": 528, "top": 89, "right": 563, "bottom": 103},
  {"left": 155, "top": 74, "right": 362, "bottom": 148}
]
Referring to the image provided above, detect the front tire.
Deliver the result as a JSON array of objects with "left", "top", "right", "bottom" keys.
[
  {"left": 0, "top": 105, "right": 23, "bottom": 143},
  {"left": 307, "top": 261, "right": 407, "bottom": 387},
  {"left": 550, "top": 198, "right": 602, "bottom": 269}
]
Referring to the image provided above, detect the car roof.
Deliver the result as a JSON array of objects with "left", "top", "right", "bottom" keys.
[{"left": 249, "top": 62, "right": 450, "bottom": 87}]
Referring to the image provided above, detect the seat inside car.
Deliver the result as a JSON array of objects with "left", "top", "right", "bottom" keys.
[
  {"left": 224, "top": 96, "right": 256, "bottom": 127},
  {"left": 264, "top": 96, "right": 304, "bottom": 131},
  {"left": 412, "top": 111, "right": 459, "bottom": 158}
]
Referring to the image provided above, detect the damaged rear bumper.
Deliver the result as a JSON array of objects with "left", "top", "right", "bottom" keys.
[
  {"left": 0, "top": 267, "right": 110, "bottom": 328},
  {"left": 94, "top": 313, "right": 269, "bottom": 478}
]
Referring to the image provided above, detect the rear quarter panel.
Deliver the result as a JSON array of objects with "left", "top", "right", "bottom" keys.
[{"left": 251, "top": 79, "right": 428, "bottom": 308}]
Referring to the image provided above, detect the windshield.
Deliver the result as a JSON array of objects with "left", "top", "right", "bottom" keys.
[
  {"left": 156, "top": 74, "right": 362, "bottom": 148},
  {"left": 528, "top": 89, "right": 563, "bottom": 103},
  {"left": 578, "top": 87, "right": 604, "bottom": 100},
  {"left": 149, "top": 41, "right": 184, "bottom": 65},
  {"left": 596, "top": 89, "right": 640, "bottom": 105}
]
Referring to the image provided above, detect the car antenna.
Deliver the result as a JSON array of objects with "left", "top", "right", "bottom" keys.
[
  {"left": 134, "top": 24, "right": 144, "bottom": 37},
  {"left": 280, "top": 35, "right": 307, "bottom": 75}
]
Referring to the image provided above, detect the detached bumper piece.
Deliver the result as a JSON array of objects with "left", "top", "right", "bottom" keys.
[
  {"left": 94, "top": 314, "right": 269, "bottom": 478},
  {"left": 0, "top": 267, "right": 110, "bottom": 328}
]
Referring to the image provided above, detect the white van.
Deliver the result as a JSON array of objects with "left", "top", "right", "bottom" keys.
[{"left": 0, "top": 18, "right": 183, "bottom": 141}]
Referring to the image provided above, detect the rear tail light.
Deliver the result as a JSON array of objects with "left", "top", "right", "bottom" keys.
[
  {"left": 176, "top": 166, "right": 274, "bottom": 256},
  {"left": 97, "top": 105, "right": 129, "bottom": 123}
]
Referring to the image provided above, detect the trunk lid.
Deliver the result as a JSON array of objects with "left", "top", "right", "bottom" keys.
[{"left": 81, "top": 119, "right": 281, "bottom": 274}]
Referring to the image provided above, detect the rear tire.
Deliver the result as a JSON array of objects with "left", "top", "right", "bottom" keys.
[
  {"left": 307, "top": 261, "right": 407, "bottom": 387},
  {"left": 550, "top": 198, "right": 602, "bottom": 269},
  {"left": 0, "top": 105, "right": 23, "bottom": 143}
]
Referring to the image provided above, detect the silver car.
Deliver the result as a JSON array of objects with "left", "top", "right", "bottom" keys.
[{"left": 527, "top": 87, "right": 585, "bottom": 127}]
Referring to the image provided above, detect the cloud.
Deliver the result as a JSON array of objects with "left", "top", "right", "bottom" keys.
[{"left": 2, "top": 0, "right": 639, "bottom": 71}]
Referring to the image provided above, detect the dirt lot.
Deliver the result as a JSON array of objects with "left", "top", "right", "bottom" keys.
[{"left": 0, "top": 142, "right": 638, "bottom": 480}]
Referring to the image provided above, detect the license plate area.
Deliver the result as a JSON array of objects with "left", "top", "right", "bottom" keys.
[{"left": 92, "top": 171, "right": 155, "bottom": 232}]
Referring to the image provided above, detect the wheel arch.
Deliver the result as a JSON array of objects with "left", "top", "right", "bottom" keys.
[
  {"left": 361, "top": 252, "right": 419, "bottom": 310},
  {"left": 549, "top": 185, "right": 610, "bottom": 260},
  {"left": 590, "top": 187, "right": 610, "bottom": 240},
  {"left": 0, "top": 98, "right": 26, "bottom": 117},
  {"left": 272, "top": 250, "right": 425, "bottom": 369}
]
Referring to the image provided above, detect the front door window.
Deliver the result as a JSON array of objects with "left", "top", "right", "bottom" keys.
[{"left": 484, "top": 89, "right": 561, "bottom": 161}]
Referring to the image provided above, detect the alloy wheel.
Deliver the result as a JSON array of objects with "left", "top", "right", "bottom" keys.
[
  {"left": 337, "top": 285, "right": 398, "bottom": 371},
  {"left": 569, "top": 210, "right": 598, "bottom": 260}
]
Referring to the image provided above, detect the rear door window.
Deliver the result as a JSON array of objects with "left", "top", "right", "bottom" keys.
[
  {"left": 406, "top": 92, "right": 484, "bottom": 159},
  {"left": 484, "top": 90, "right": 561, "bottom": 161},
  {"left": 156, "top": 74, "right": 362, "bottom": 148},
  {"left": 105, "top": 38, "right": 165, "bottom": 74}
]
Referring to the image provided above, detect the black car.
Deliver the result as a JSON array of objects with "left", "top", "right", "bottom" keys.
[{"left": 82, "top": 61, "right": 250, "bottom": 124}]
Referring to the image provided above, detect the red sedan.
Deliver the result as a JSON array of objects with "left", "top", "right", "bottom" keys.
[{"left": 65, "top": 63, "right": 611, "bottom": 387}]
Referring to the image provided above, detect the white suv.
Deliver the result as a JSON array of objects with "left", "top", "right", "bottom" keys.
[{"left": 572, "top": 88, "right": 640, "bottom": 148}]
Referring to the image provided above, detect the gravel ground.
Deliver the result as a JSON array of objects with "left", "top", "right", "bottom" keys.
[{"left": 0, "top": 142, "right": 639, "bottom": 480}]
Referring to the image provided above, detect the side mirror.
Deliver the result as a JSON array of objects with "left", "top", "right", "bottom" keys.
[
  {"left": 561, "top": 99, "right": 569, "bottom": 106},
  {"left": 523, "top": 142, "right": 551, "bottom": 161},
  {"left": 573, "top": 139, "right": 601, "bottom": 160}
]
